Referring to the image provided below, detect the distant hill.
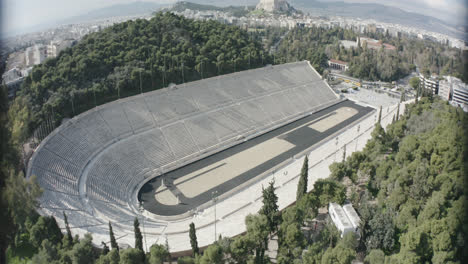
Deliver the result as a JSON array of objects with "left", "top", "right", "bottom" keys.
[
  {"left": 60, "top": 1, "right": 167, "bottom": 24},
  {"left": 289, "top": 0, "right": 466, "bottom": 40},
  {"left": 189, "top": 0, "right": 466, "bottom": 40}
]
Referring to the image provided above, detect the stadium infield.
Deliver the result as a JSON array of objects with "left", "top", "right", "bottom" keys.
[{"left": 139, "top": 100, "right": 372, "bottom": 216}]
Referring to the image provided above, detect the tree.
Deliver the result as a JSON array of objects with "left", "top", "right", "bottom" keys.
[
  {"left": 245, "top": 214, "right": 269, "bottom": 264},
  {"left": 119, "top": 248, "right": 144, "bottom": 264},
  {"left": 342, "top": 144, "right": 346, "bottom": 162},
  {"left": 396, "top": 103, "right": 400, "bottom": 121},
  {"left": 71, "top": 233, "right": 96, "bottom": 264},
  {"left": 96, "top": 248, "right": 120, "bottom": 264},
  {"left": 63, "top": 211, "right": 73, "bottom": 245},
  {"left": 199, "top": 244, "right": 223, "bottom": 264},
  {"left": 296, "top": 155, "right": 309, "bottom": 201},
  {"left": 230, "top": 235, "right": 254, "bottom": 263},
  {"left": 29, "top": 215, "right": 63, "bottom": 248},
  {"left": 365, "top": 210, "right": 396, "bottom": 253},
  {"left": 364, "top": 249, "right": 385, "bottom": 264},
  {"left": 101, "top": 242, "right": 110, "bottom": 256},
  {"left": 329, "top": 162, "right": 347, "bottom": 181},
  {"left": 148, "top": 244, "right": 170, "bottom": 264},
  {"left": 30, "top": 239, "right": 58, "bottom": 264},
  {"left": 321, "top": 245, "right": 356, "bottom": 264},
  {"left": 109, "top": 222, "right": 119, "bottom": 252},
  {"left": 378, "top": 105, "right": 382, "bottom": 124},
  {"left": 260, "top": 179, "right": 280, "bottom": 234},
  {"left": 340, "top": 232, "right": 358, "bottom": 250},
  {"left": 3, "top": 172, "right": 42, "bottom": 229},
  {"left": 189, "top": 222, "right": 199, "bottom": 256},
  {"left": 409, "top": 77, "right": 420, "bottom": 90},
  {"left": 133, "top": 218, "right": 143, "bottom": 252}
]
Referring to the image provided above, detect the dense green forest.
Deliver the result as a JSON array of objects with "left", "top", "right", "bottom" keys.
[
  {"left": 327, "top": 98, "right": 468, "bottom": 263},
  {"left": 10, "top": 12, "right": 270, "bottom": 145},
  {"left": 275, "top": 26, "right": 467, "bottom": 82}
]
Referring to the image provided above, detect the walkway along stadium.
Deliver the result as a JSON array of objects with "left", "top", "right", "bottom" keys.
[{"left": 27, "top": 61, "right": 410, "bottom": 253}]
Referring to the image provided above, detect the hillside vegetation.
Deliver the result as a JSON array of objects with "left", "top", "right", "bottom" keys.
[
  {"left": 325, "top": 98, "right": 468, "bottom": 263},
  {"left": 275, "top": 26, "right": 466, "bottom": 82},
  {"left": 11, "top": 12, "right": 269, "bottom": 144}
]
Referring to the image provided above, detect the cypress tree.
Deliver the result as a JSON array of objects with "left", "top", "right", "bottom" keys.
[
  {"left": 342, "top": 145, "right": 347, "bottom": 162},
  {"left": 63, "top": 211, "right": 73, "bottom": 244},
  {"left": 296, "top": 155, "right": 309, "bottom": 201},
  {"left": 378, "top": 105, "right": 382, "bottom": 124},
  {"left": 134, "top": 218, "right": 143, "bottom": 252},
  {"left": 189, "top": 222, "right": 199, "bottom": 256},
  {"left": 109, "top": 221, "right": 119, "bottom": 251},
  {"left": 396, "top": 103, "right": 400, "bottom": 121},
  {"left": 260, "top": 179, "right": 279, "bottom": 234}
]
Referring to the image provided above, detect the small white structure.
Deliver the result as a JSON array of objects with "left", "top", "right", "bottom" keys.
[{"left": 329, "top": 203, "right": 360, "bottom": 237}]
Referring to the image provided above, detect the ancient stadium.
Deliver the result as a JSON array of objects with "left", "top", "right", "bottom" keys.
[{"left": 27, "top": 61, "right": 404, "bottom": 253}]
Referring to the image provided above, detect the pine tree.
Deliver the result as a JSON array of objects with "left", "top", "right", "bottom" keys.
[
  {"left": 134, "top": 218, "right": 143, "bottom": 252},
  {"left": 296, "top": 155, "right": 309, "bottom": 201},
  {"left": 109, "top": 221, "right": 119, "bottom": 251},
  {"left": 260, "top": 179, "right": 279, "bottom": 234},
  {"left": 189, "top": 222, "right": 199, "bottom": 256},
  {"left": 63, "top": 211, "right": 73, "bottom": 244}
]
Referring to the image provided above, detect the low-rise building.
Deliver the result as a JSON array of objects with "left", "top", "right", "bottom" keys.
[
  {"left": 358, "top": 37, "right": 396, "bottom": 51},
  {"left": 328, "top": 59, "right": 349, "bottom": 71},
  {"left": 438, "top": 76, "right": 454, "bottom": 101},
  {"left": 419, "top": 74, "right": 439, "bottom": 95},
  {"left": 2, "top": 67, "right": 25, "bottom": 99},
  {"left": 451, "top": 79, "right": 468, "bottom": 112},
  {"left": 329, "top": 203, "right": 360, "bottom": 237}
]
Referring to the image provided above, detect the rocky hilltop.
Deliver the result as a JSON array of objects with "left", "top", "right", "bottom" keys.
[{"left": 256, "top": 0, "right": 291, "bottom": 13}]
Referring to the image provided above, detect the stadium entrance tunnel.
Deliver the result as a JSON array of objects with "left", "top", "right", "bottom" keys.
[{"left": 138, "top": 100, "right": 372, "bottom": 216}]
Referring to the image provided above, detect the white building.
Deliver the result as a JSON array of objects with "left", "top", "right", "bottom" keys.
[
  {"left": 25, "top": 44, "right": 47, "bottom": 66},
  {"left": 419, "top": 74, "right": 439, "bottom": 95},
  {"left": 437, "top": 76, "right": 468, "bottom": 112},
  {"left": 438, "top": 76, "right": 454, "bottom": 101},
  {"left": 328, "top": 59, "right": 349, "bottom": 71},
  {"left": 329, "top": 203, "right": 361, "bottom": 237},
  {"left": 451, "top": 81, "right": 468, "bottom": 112}
]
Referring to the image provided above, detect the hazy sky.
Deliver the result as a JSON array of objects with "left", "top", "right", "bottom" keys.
[
  {"left": 2, "top": 0, "right": 174, "bottom": 34},
  {"left": 2, "top": 0, "right": 467, "bottom": 35}
]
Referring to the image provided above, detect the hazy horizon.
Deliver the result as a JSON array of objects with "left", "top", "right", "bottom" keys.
[{"left": 1, "top": 0, "right": 467, "bottom": 37}]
